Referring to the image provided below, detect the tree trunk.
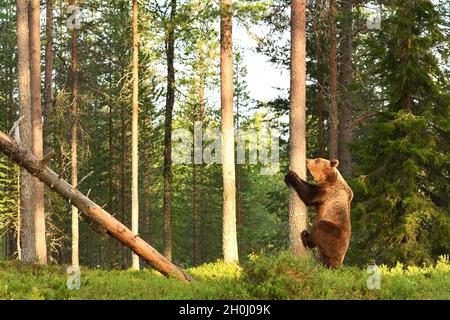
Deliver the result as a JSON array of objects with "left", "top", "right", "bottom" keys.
[
  {"left": 131, "top": 0, "right": 140, "bottom": 271},
  {"left": 69, "top": 0, "right": 79, "bottom": 269},
  {"left": 121, "top": 102, "right": 127, "bottom": 268},
  {"left": 338, "top": 0, "right": 353, "bottom": 177},
  {"left": 143, "top": 170, "right": 150, "bottom": 242},
  {"left": 288, "top": 0, "right": 308, "bottom": 256},
  {"left": 235, "top": 61, "right": 244, "bottom": 256},
  {"left": 198, "top": 45, "right": 205, "bottom": 264},
  {"left": 108, "top": 96, "right": 115, "bottom": 269},
  {"left": 313, "top": 0, "right": 324, "bottom": 158},
  {"left": 192, "top": 136, "right": 198, "bottom": 265},
  {"left": 16, "top": 0, "right": 36, "bottom": 263},
  {"left": 163, "top": 0, "right": 177, "bottom": 261},
  {"left": 192, "top": 36, "right": 205, "bottom": 265},
  {"left": 0, "top": 130, "right": 192, "bottom": 282},
  {"left": 220, "top": 0, "right": 238, "bottom": 264},
  {"left": 116, "top": 148, "right": 122, "bottom": 268},
  {"left": 192, "top": 102, "right": 198, "bottom": 264},
  {"left": 44, "top": 0, "right": 53, "bottom": 156},
  {"left": 88, "top": 226, "right": 92, "bottom": 268},
  {"left": 328, "top": 0, "right": 339, "bottom": 160},
  {"left": 29, "top": 0, "right": 47, "bottom": 265}
]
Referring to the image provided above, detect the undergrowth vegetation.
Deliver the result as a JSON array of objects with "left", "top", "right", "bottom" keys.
[{"left": 0, "top": 252, "right": 449, "bottom": 300}]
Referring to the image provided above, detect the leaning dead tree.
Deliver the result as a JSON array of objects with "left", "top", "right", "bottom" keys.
[{"left": 0, "top": 130, "right": 192, "bottom": 282}]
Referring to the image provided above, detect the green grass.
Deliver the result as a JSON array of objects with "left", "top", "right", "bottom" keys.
[{"left": 0, "top": 252, "right": 449, "bottom": 300}]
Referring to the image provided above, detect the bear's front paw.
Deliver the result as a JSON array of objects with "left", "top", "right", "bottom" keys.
[
  {"left": 284, "top": 170, "right": 299, "bottom": 187},
  {"left": 301, "top": 230, "right": 309, "bottom": 249}
]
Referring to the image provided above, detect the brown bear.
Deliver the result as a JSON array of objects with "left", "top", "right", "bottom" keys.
[{"left": 284, "top": 158, "right": 353, "bottom": 269}]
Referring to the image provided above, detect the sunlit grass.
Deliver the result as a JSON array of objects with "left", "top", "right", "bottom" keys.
[{"left": 0, "top": 253, "right": 448, "bottom": 300}]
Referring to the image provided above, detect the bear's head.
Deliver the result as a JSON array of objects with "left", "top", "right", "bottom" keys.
[{"left": 306, "top": 158, "right": 339, "bottom": 183}]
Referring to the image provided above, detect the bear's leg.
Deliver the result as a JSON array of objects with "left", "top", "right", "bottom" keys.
[
  {"left": 301, "top": 230, "right": 316, "bottom": 249},
  {"left": 312, "top": 221, "right": 344, "bottom": 268},
  {"left": 320, "top": 255, "right": 342, "bottom": 269}
]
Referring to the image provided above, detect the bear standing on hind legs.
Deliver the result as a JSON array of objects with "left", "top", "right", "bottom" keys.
[{"left": 285, "top": 158, "right": 353, "bottom": 269}]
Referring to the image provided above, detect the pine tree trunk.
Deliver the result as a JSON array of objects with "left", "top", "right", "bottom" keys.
[
  {"left": 338, "top": 0, "right": 353, "bottom": 177},
  {"left": 116, "top": 151, "right": 122, "bottom": 268},
  {"left": 131, "top": 0, "right": 140, "bottom": 270},
  {"left": 192, "top": 97, "right": 198, "bottom": 264},
  {"left": 236, "top": 69, "right": 244, "bottom": 256},
  {"left": 288, "top": 0, "right": 308, "bottom": 256},
  {"left": 198, "top": 48, "right": 205, "bottom": 264},
  {"left": 220, "top": 0, "right": 239, "bottom": 264},
  {"left": 108, "top": 95, "right": 115, "bottom": 269},
  {"left": 163, "top": 0, "right": 177, "bottom": 261},
  {"left": 69, "top": 1, "right": 79, "bottom": 269},
  {"left": 88, "top": 226, "right": 92, "bottom": 268},
  {"left": 192, "top": 139, "right": 197, "bottom": 265},
  {"left": 143, "top": 170, "right": 150, "bottom": 242},
  {"left": 44, "top": 0, "right": 53, "bottom": 156},
  {"left": 98, "top": 232, "right": 103, "bottom": 268},
  {"left": 121, "top": 102, "right": 127, "bottom": 268},
  {"left": 16, "top": 0, "right": 36, "bottom": 263},
  {"left": 328, "top": 0, "right": 339, "bottom": 160},
  {"left": 29, "top": 0, "right": 47, "bottom": 265},
  {"left": 313, "top": 0, "right": 324, "bottom": 158}
]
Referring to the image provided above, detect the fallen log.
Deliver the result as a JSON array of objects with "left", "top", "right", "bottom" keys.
[{"left": 0, "top": 130, "right": 192, "bottom": 282}]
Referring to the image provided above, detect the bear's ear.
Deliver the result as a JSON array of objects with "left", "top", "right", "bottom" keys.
[{"left": 330, "top": 159, "right": 339, "bottom": 168}]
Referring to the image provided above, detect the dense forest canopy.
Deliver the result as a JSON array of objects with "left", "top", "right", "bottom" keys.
[{"left": 0, "top": 0, "right": 448, "bottom": 272}]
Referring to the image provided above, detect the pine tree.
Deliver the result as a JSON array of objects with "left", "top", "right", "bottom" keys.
[{"left": 351, "top": 0, "right": 450, "bottom": 265}]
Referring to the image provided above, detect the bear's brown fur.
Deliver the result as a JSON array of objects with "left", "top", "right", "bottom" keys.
[{"left": 285, "top": 158, "right": 353, "bottom": 269}]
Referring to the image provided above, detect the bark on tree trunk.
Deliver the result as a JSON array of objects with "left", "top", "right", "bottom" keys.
[
  {"left": 69, "top": 0, "right": 79, "bottom": 269},
  {"left": 197, "top": 48, "right": 205, "bottom": 264},
  {"left": 313, "top": 0, "right": 324, "bottom": 158},
  {"left": 288, "top": 0, "right": 308, "bottom": 256},
  {"left": 16, "top": 0, "right": 36, "bottom": 263},
  {"left": 29, "top": 0, "right": 47, "bottom": 265},
  {"left": 0, "top": 130, "right": 192, "bottom": 282},
  {"left": 163, "top": 0, "right": 177, "bottom": 261},
  {"left": 338, "top": 0, "right": 353, "bottom": 178},
  {"left": 131, "top": 0, "right": 140, "bottom": 271},
  {"left": 88, "top": 226, "right": 92, "bottom": 268},
  {"left": 220, "top": 0, "right": 239, "bottom": 264},
  {"left": 44, "top": 0, "right": 53, "bottom": 156},
  {"left": 121, "top": 102, "right": 127, "bottom": 269},
  {"left": 108, "top": 98, "right": 115, "bottom": 269},
  {"left": 328, "top": 0, "right": 339, "bottom": 160},
  {"left": 192, "top": 136, "right": 198, "bottom": 265}
]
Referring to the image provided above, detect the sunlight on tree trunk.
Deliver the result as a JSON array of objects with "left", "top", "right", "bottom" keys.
[
  {"left": 131, "top": 0, "right": 140, "bottom": 271},
  {"left": 16, "top": 0, "right": 35, "bottom": 263},
  {"left": 69, "top": 0, "right": 79, "bottom": 269},
  {"left": 221, "top": 0, "right": 238, "bottom": 264},
  {"left": 288, "top": 0, "right": 308, "bottom": 256},
  {"left": 29, "top": 0, "right": 47, "bottom": 264},
  {"left": 44, "top": 0, "right": 53, "bottom": 157}
]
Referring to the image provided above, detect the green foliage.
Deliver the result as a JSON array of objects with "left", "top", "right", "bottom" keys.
[{"left": 350, "top": 0, "right": 450, "bottom": 266}]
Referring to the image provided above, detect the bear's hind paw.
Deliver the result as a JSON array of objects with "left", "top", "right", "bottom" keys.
[{"left": 301, "top": 230, "right": 310, "bottom": 249}]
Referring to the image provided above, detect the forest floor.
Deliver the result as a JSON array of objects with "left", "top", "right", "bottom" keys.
[{"left": 0, "top": 252, "right": 449, "bottom": 300}]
